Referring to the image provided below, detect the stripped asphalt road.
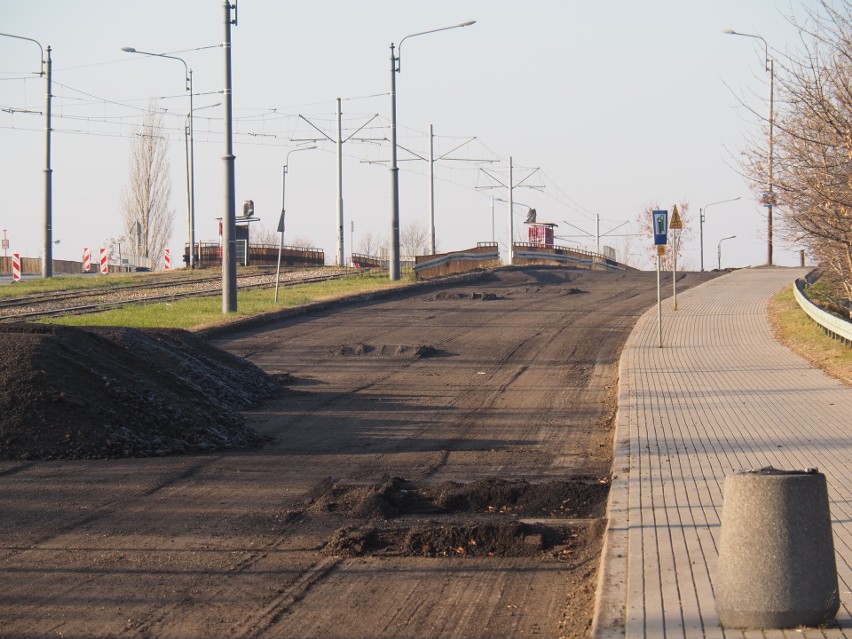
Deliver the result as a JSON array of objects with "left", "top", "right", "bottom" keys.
[{"left": 0, "top": 267, "right": 718, "bottom": 639}]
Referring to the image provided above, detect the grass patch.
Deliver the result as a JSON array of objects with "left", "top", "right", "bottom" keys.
[
  {"left": 768, "top": 285, "right": 852, "bottom": 386},
  {"left": 44, "top": 271, "right": 411, "bottom": 331}
]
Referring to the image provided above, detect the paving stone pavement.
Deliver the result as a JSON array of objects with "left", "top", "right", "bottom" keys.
[{"left": 593, "top": 267, "right": 852, "bottom": 639}]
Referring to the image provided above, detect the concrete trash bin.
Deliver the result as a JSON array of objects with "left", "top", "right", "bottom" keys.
[{"left": 716, "top": 467, "right": 839, "bottom": 629}]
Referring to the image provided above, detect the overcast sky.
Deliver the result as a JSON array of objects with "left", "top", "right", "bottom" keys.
[{"left": 1, "top": 0, "right": 817, "bottom": 270}]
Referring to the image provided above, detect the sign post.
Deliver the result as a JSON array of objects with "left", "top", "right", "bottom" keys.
[
  {"left": 669, "top": 205, "right": 683, "bottom": 310},
  {"left": 652, "top": 210, "right": 668, "bottom": 348}
]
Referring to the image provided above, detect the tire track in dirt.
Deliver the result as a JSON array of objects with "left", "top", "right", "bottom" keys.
[{"left": 0, "top": 457, "right": 222, "bottom": 563}]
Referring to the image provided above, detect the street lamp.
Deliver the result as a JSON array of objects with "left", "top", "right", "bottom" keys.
[
  {"left": 122, "top": 46, "right": 197, "bottom": 269},
  {"left": 718, "top": 235, "right": 736, "bottom": 270},
  {"left": 724, "top": 28, "right": 774, "bottom": 266},
  {"left": 389, "top": 20, "right": 475, "bottom": 280},
  {"left": 0, "top": 32, "right": 52, "bottom": 278},
  {"left": 184, "top": 102, "right": 220, "bottom": 268},
  {"left": 275, "top": 145, "right": 316, "bottom": 303},
  {"left": 699, "top": 196, "right": 740, "bottom": 271}
]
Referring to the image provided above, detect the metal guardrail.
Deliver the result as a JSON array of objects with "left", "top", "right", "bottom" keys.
[
  {"left": 794, "top": 277, "right": 852, "bottom": 347},
  {"left": 513, "top": 243, "right": 626, "bottom": 272}
]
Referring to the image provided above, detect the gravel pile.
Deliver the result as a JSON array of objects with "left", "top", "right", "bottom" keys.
[{"left": 0, "top": 323, "right": 280, "bottom": 460}]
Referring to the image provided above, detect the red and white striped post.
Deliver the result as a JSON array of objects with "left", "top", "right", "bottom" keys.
[
  {"left": 82, "top": 247, "right": 91, "bottom": 272},
  {"left": 11, "top": 253, "right": 21, "bottom": 282},
  {"left": 99, "top": 247, "right": 108, "bottom": 275},
  {"left": 164, "top": 247, "right": 171, "bottom": 271}
]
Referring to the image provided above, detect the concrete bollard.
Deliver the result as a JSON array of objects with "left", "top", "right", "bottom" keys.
[{"left": 716, "top": 467, "right": 839, "bottom": 629}]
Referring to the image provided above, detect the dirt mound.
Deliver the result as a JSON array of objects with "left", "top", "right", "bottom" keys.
[
  {"left": 0, "top": 323, "right": 280, "bottom": 460},
  {"left": 323, "top": 520, "right": 588, "bottom": 559},
  {"left": 432, "top": 291, "right": 499, "bottom": 301},
  {"left": 307, "top": 477, "right": 608, "bottom": 520},
  {"left": 333, "top": 344, "right": 440, "bottom": 359},
  {"left": 434, "top": 477, "right": 608, "bottom": 518}
]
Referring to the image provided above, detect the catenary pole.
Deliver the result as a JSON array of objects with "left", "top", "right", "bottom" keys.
[{"left": 222, "top": 0, "right": 237, "bottom": 312}]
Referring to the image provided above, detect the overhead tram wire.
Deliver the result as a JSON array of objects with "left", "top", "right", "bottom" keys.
[{"left": 4, "top": 71, "right": 621, "bottom": 233}]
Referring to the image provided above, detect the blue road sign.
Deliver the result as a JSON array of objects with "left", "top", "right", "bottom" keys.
[{"left": 653, "top": 209, "right": 668, "bottom": 246}]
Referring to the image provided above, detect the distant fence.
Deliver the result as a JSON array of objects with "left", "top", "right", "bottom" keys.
[
  {"left": 794, "top": 275, "right": 852, "bottom": 347},
  {"left": 512, "top": 243, "right": 628, "bottom": 271},
  {"left": 184, "top": 243, "right": 325, "bottom": 268},
  {"left": 0, "top": 256, "right": 98, "bottom": 275},
  {"left": 413, "top": 243, "right": 500, "bottom": 279}
]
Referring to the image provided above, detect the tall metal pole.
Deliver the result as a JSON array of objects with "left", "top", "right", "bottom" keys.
[
  {"left": 699, "top": 196, "right": 741, "bottom": 271},
  {"left": 121, "top": 47, "right": 195, "bottom": 270},
  {"left": 389, "top": 43, "right": 400, "bottom": 280},
  {"left": 595, "top": 213, "right": 600, "bottom": 253},
  {"left": 222, "top": 0, "right": 237, "bottom": 312},
  {"left": 767, "top": 57, "right": 774, "bottom": 266},
  {"left": 188, "top": 69, "right": 196, "bottom": 268},
  {"left": 388, "top": 21, "right": 476, "bottom": 280},
  {"left": 184, "top": 117, "right": 191, "bottom": 264},
  {"left": 657, "top": 254, "right": 663, "bottom": 348},
  {"left": 336, "top": 97, "right": 344, "bottom": 267},
  {"left": 508, "top": 156, "right": 514, "bottom": 266},
  {"left": 672, "top": 229, "right": 678, "bottom": 311},
  {"left": 724, "top": 29, "right": 774, "bottom": 266},
  {"left": 718, "top": 235, "right": 736, "bottom": 270},
  {"left": 275, "top": 163, "right": 288, "bottom": 304},
  {"left": 276, "top": 145, "right": 315, "bottom": 300},
  {"left": 43, "top": 46, "right": 52, "bottom": 278},
  {"left": 490, "top": 196, "right": 495, "bottom": 243},
  {"left": 0, "top": 33, "right": 52, "bottom": 278},
  {"left": 429, "top": 124, "right": 436, "bottom": 255}
]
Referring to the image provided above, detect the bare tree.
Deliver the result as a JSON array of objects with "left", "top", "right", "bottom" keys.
[
  {"left": 634, "top": 202, "right": 693, "bottom": 270},
  {"left": 289, "top": 235, "right": 317, "bottom": 250},
  {"left": 742, "top": 1, "right": 852, "bottom": 312},
  {"left": 400, "top": 222, "right": 428, "bottom": 258},
  {"left": 121, "top": 103, "right": 174, "bottom": 270},
  {"left": 251, "top": 224, "right": 279, "bottom": 247},
  {"left": 356, "top": 231, "right": 382, "bottom": 257}
]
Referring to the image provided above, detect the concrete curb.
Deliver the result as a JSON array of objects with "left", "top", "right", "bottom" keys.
[{"left": 590, "top": 331, "right": 635, "bottom": 638}]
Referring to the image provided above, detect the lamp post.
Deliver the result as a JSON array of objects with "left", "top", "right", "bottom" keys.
[
  {"left": 718, "top": 235, "right": 736, "bottom": 270},
  {"left": 184, "top": 102, "right": 219, "bottom": 267},
  {"left": 389, "top": 20, "right": 475, "bottom": 280},
  {"left": 699, "top": 196, "right": 740, "bottom": 271},
  {"left": 724, "top": 28, "right": 774, "bottom": 266},
  {"left": 0, "top": 33, "right": 52, "bottom": 278},
  {"left": 122, "top": 46, "right": 196, "bottom": 270},
  {"left": 275, "top": 145, "right": 316, "bottom": 303}
]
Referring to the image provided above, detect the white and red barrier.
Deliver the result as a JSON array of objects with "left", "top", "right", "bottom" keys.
[
  {"left": 99, "top": 247, "right": 108, "bottom": 275},
  {"left": 82, "top": 246, "right": 91, "bottom": 272},
  {"left": 12, "top": 253, "right": 20, "bottom": 282},
  {"left": 164, "top": 247, "right": 171, "bottom": 271}
]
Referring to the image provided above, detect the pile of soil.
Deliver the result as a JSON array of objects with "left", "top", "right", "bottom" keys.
[
  {"left": 0, "top": 323, "right": 280, "bottom": 460},
  {"left": 432, "top": 291, "right": 499, "bottom": 301},
  {"left": 313, "top": 477, "right": 608, "bottom": 559},
  {"left": 308, "top": 476, "right": 609, "bottom": 520},
  {"left": 323, "top": 519, "right": 587, "bottom": 559},
  {"left": 333, "top": 343, "right": 440, "bottom": 359}
]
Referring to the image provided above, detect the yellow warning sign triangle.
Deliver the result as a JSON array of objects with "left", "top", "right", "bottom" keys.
[{"left": 670, "top": 204, "right": 683, "bottom": 230}]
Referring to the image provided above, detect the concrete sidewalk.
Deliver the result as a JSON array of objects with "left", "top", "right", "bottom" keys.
[{"left": 593, "top": 268, "right": 852, "bottom": 639}]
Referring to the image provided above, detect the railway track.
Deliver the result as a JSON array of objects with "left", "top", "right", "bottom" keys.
[{"left": 0, "top": 268, "right": 352, "bottom": 322}]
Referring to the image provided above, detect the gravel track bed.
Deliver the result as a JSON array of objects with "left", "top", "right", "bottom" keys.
[{"left": 0, "top": 268, "right": 348, "bottom": 320}]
